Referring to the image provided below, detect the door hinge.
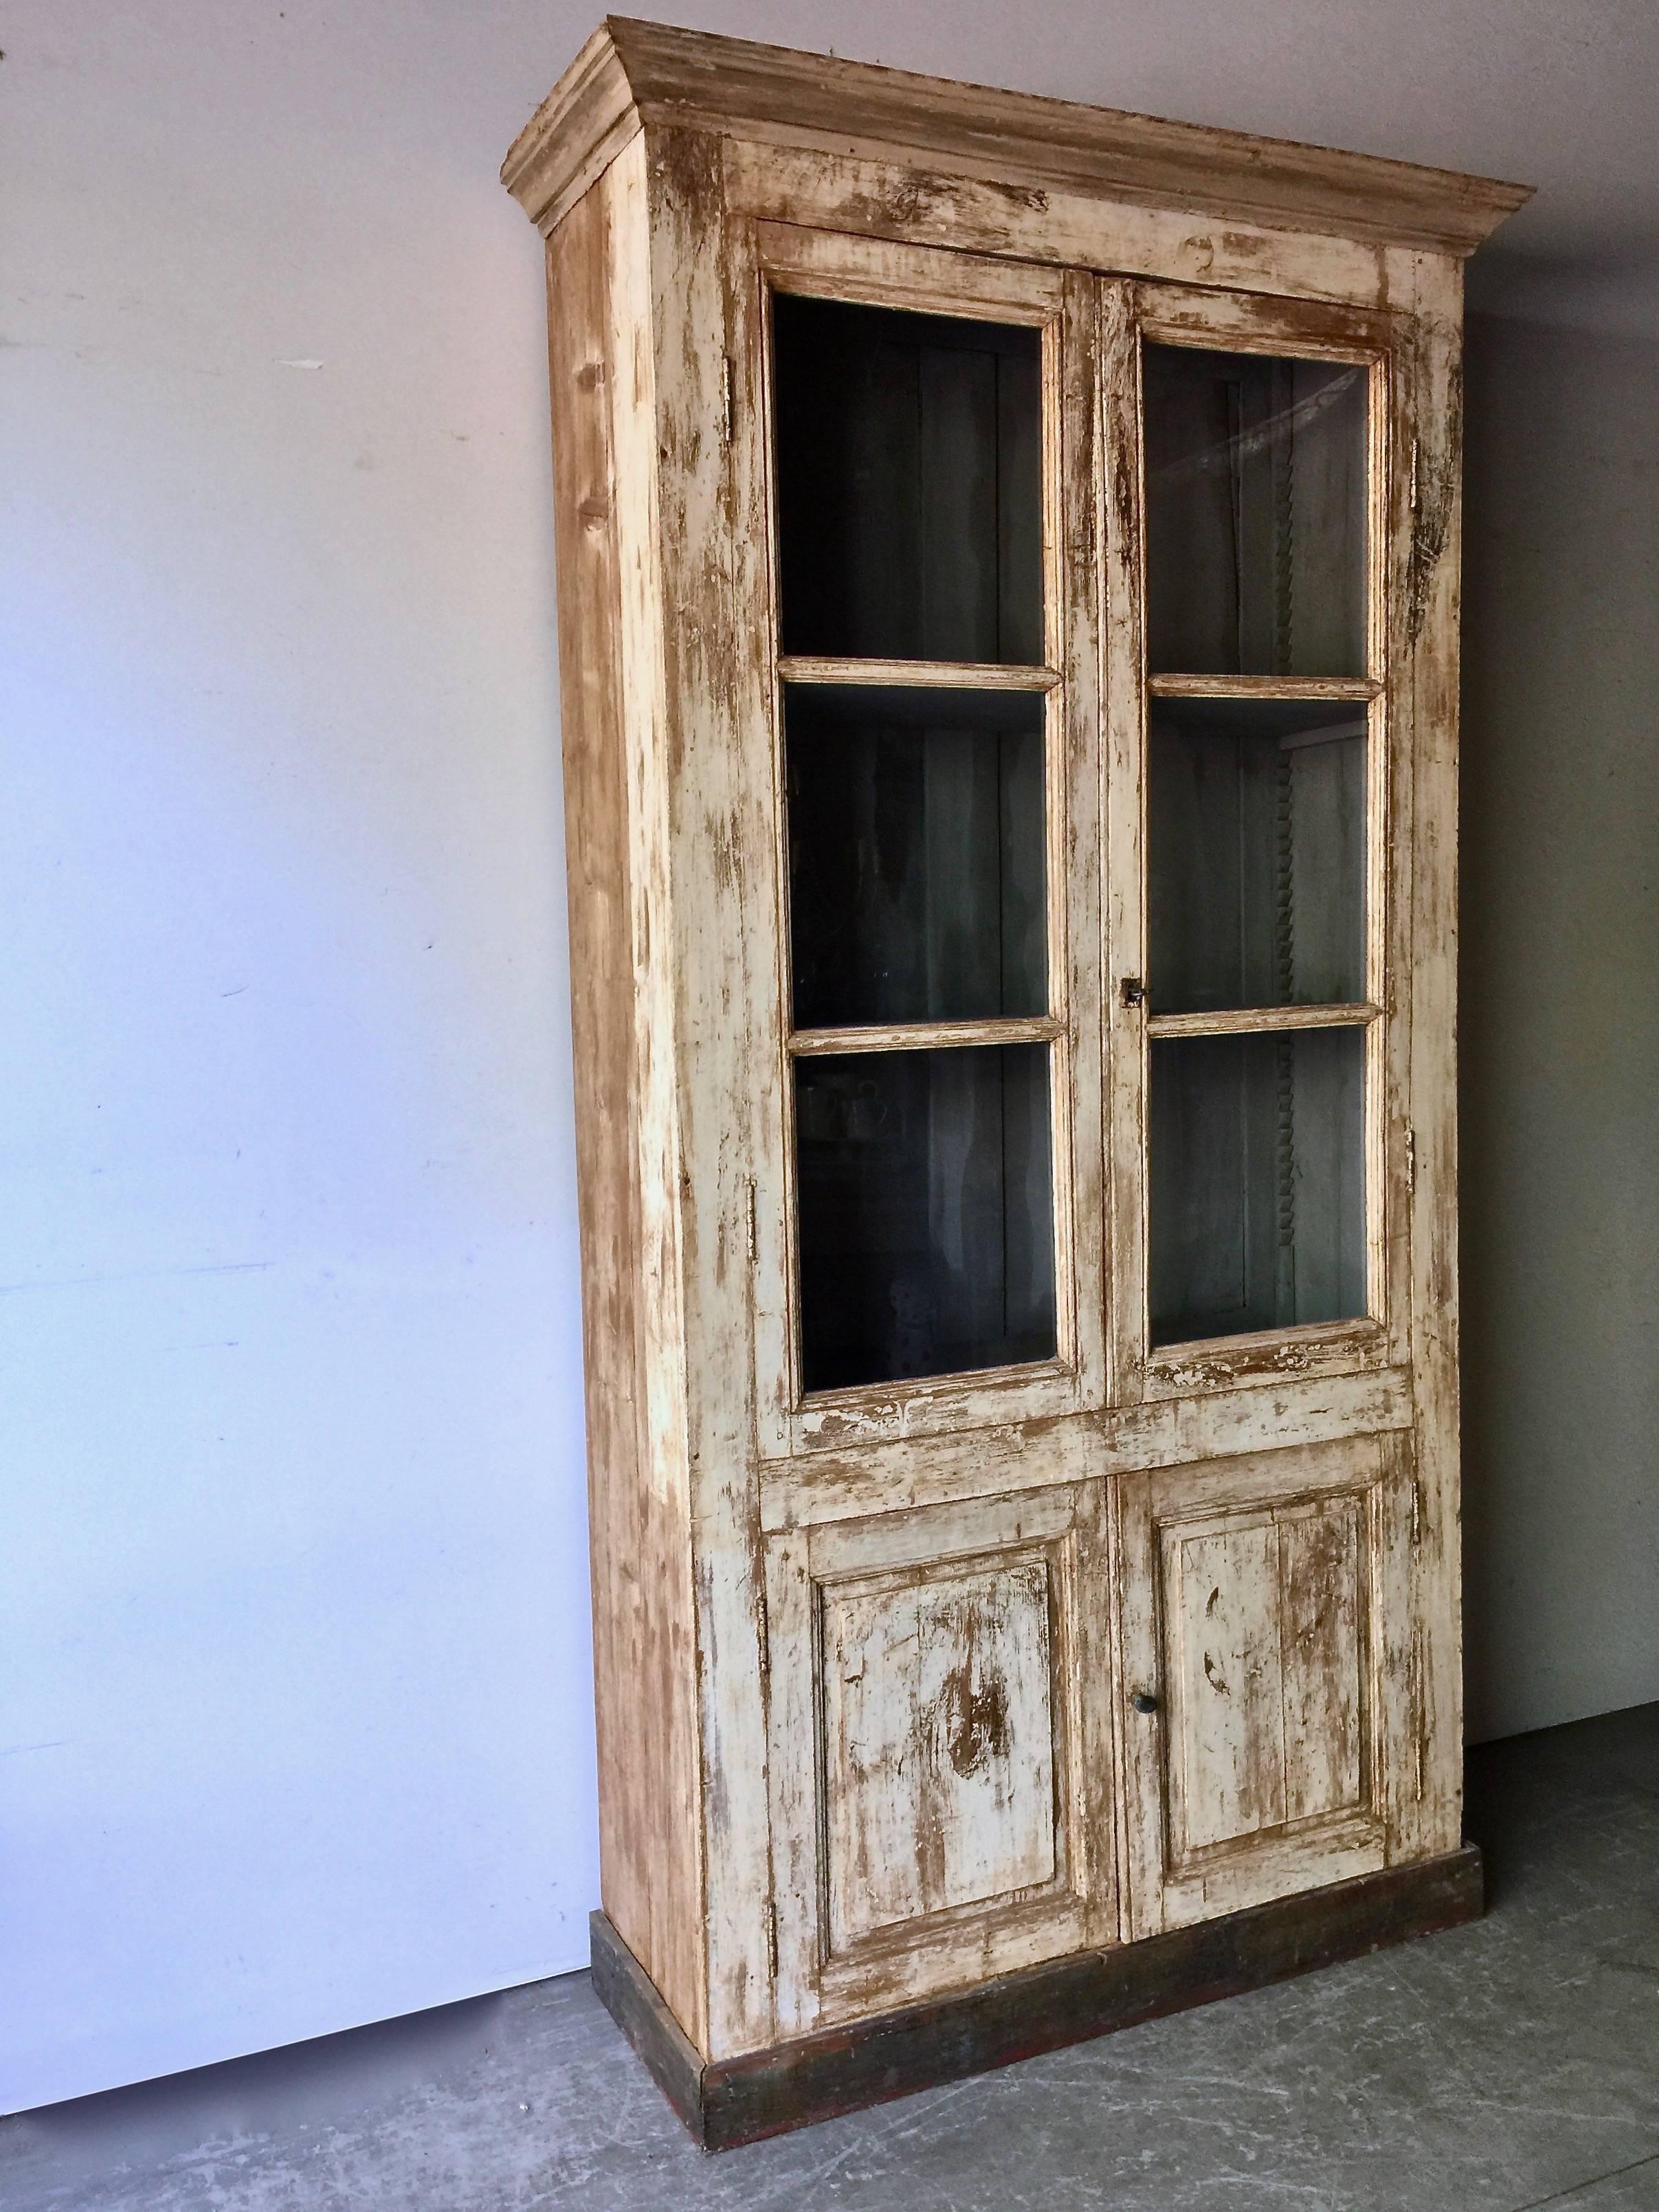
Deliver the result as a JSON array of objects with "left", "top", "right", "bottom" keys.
[
  {"left": 1409, "top": 436, "right": 1420, "bottom": 514},
  {"left": 744, "top": 1176, "right": 757, "bottom": 1263},
  {"left": 1410, "top": 1475, "right": 1423, "bottom": 1545},
  {"left": 1404, "top": 1123, "right": 1416, "bottom": 1198},
  {"left": 765, "top": 1898, "right": 779, "bottom": 1980},
  {"left": 722, "top": 354, "right": 735, "bottom": 445}
]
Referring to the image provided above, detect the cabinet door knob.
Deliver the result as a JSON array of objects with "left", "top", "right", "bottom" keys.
[
  {"left": 1120, "top": 976, "right": 1146, "bottom": 1009},
  {"left": 1131, "top": 1690, "right": 1159, "bottom": 1715}
]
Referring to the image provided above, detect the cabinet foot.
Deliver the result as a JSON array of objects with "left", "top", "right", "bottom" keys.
[{"left": 589, "top": 1844, "right": 1484, "bottom": 2151}]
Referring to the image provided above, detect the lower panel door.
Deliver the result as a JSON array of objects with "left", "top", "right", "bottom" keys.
[
  {"left": 1117, "top": 1431, "right": 1414, "bottom": 1939},
  {"left": 764, "top": 1482, "right": 1117, "bottom": 2036}
]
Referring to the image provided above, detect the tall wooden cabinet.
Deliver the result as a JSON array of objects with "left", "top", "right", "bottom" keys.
[{"left": 502, "top": 21, "right": 1530, "bottom": 2145}]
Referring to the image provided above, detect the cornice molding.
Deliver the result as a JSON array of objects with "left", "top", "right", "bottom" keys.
[{"left": 502, "top": 17, "right": 1533, "bottom": 254}]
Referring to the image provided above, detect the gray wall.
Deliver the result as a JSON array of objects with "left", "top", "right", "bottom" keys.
[{"left": 1461, "top": 313, "right": 1659, "bottom": 1741}]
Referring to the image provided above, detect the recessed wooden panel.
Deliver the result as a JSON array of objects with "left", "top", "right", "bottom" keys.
[
  {"left": 766, "top": 1483, "right": 1114, "bottom": 2032},
  {"left": 1168, "top": 1519, "right": 1287, "bottom": 1855},
  {"left": 1161, "top": 1488, "right": 1368, "bottom": 1866},
  {"left": 1120, "top": 1437, "right": 1418, "bottom": 1939},
  {"left": 821, "top": 1552, "right": 1058, "bottom": 1950}
]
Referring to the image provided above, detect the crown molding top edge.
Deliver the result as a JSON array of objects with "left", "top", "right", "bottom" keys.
[{"left": 502, "top": 16, "right": 1534, "bottom": 254}]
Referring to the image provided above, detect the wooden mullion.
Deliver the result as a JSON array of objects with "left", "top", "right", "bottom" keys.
[
  {"left": 789, "top": 1016, "right": 1062, "bottom": 1058},
  {"left": 779, "top": 654, "right": 1059, "bottom": 691},
  {"left": 1052, "top": 266, "right": 1109, "bottom": 1411},
  {"left": 1098, "top": 275, "right": 1148, "bottom": 1407},
  {"left": 1147, "top": 1001, "right": 1379, "bottom": 1040},
  {"left": 1147, "top": 673, "right": 1380, "bottom": 702}
]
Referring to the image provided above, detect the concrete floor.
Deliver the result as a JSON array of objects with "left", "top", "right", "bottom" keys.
[{"left": 4, "top": 1702, "right": 1656, "bottom": 2211}]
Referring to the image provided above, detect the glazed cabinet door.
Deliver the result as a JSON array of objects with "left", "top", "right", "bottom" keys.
[
  {"left": 1116, "top": 1433, "right": 1416, "bottom": 1935},
  {"left": 1101, "top": 280, "right": 1410, "bottom": 1401},
  {"left": 1097, "top": 280, "right": 1429, "bottom": 1937},
  {"left": 748, "top": 225, "right": 1107, "bottom": 1462},
  {"left": 743, "top": 225, "right": 1115, "bottom": 2027}
]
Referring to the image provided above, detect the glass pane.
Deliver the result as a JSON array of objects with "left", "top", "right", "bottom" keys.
[
  {"left": 1150, "top": 1028, "right": 1366, "bottom": 1345},
  {"left": 786, "top": 685, "right": 1045, "bottom": 1029},
  {"left": 1148, "top": 699, "right": 1366, "bottom": 1014},
  {"left": 773, "top": 294, "right": 1042, "bottom": 664},
  {"left": 796, "top": 1044, "right": 1055, "bottom": 1391},
  {"left": 1144, "top": 344, "right": 1368, "bottom": 677}
]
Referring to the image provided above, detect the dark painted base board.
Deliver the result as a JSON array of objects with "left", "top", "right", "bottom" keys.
[{"left": 590, "top": 1845, "right": 1484, "bottom": 2152}]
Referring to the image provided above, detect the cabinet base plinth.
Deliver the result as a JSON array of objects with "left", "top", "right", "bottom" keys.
[{"left": 589, "top": 1844, "right": 1484, "bottom": 2150}]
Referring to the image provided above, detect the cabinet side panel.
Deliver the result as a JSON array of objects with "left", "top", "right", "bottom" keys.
[
  {"left": 1399, "top": 249, "right": 1465, "bottom": 1859},
  {"left": 645, "top": 129, "right": 780, "bottom": 2059},
  {"left": 546, "top": 161, "right": 703, "bottom": 2045}
]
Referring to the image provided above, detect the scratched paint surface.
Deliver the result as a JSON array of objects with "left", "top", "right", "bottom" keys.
[
  {"left": 1163, "top": 1493, "right": 1366, "bottom": 1861},
  {"left": 500, "top": 16, "right": 1505, "bottom": 2066},
  {"left": 821, "top": 1556, "right": 1056, "bottom": 1950}
]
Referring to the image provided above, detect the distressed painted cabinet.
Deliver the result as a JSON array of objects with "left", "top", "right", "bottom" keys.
[{"left": 502, "top": 21, "right": 1529, "bottom": 2146}]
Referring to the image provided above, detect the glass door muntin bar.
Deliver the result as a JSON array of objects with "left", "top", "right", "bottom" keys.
[
  {"left": 759, "top": 236, "right": 1097, "bottom": 1433},
  {"left": 1129, "top": 289, "right": 1396, "bottom": 1380}
]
